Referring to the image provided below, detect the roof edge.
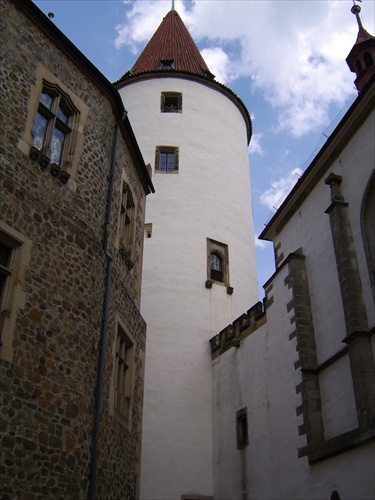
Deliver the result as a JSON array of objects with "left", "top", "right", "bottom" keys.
[
  {"left": 12, "top": 0, "right": 154, "bottom": 194},
  {"left": 259, "top": 74, "right": 375, "bottom": 241},
  {"left": 115, "top": 71, "right": 252, "bottom": 144}
]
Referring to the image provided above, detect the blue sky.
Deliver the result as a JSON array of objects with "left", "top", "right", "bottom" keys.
[{"left": 34, "top": 0, "right": 374, "bottom": 298}]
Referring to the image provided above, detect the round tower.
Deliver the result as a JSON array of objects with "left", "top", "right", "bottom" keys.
[{"left": 115, "top": 7, "right": 259, "bottom": 499}]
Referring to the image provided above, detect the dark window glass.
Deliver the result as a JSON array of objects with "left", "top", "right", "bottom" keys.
[
  {"left": 160, "top": 152, "right": 175, "bottom": 172},
  {"left": 210, "top": 252, "right": 223, "bottom": 282}
]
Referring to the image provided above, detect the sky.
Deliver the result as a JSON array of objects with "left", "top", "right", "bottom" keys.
[{"left": 34, "top": 0, "right": 375, "bottom": 298}]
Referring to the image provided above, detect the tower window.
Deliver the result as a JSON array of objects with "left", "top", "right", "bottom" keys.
[
  {"left": 161, "top": 92, "right": 182, "bottom": 113},
  {"left": 155, "top": 146, "right": 179, "bottom": 173},
  {"left": 160, "top": 59, "right": 175, "bottom": 69},
  {"left": 210, "top": 252, "right": 223, "bottom": 282},
  {"left": 207, "top": 238, "right": 229, "bottom": 286}
]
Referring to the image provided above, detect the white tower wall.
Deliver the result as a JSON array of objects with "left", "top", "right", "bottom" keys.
[{"left": 119, "top": 77, "right": 258, "bottom": 500}]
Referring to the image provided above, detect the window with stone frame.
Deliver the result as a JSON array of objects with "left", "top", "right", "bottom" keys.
[
  {"left": 31, "top": 81, "right": 79, "bottom": 171},
  {"left": 161, "top": 92, "right": 182, "bottom": 113},
  {"left": 155, "top": 146, "right": 179, "bottom": 173},
  {"left": 114, "top": 324, "right": 134, "bottom": 423},
  {"left": 0, "top": 225, "right": 30, "bottom": 361},
  {"left": 120, "top": 183, "right": 136, "bottom": 253},
  {"left": 207, "top": 238, "right": 229, "bottom": 286}
]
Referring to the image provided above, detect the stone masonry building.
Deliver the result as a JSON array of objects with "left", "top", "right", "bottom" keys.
[{"left": 0, "top": 0, "right": 153, "bottom": 498}]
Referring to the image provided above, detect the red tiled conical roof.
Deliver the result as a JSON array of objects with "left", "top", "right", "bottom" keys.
[{"left": 117, "top": 9, "right": 214, "bottom": 82}]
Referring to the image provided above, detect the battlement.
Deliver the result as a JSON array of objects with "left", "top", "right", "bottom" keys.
[{"left": 210, "top": 300, "right": 267, "bottom": 359}]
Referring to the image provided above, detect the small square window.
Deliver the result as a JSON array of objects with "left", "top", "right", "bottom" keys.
[
  {"left": 161, "top": 92, "right": 182, "bottom": 113},
  {"left": 160, "top": 59, "right": 175, "bottom": 69},
  {"left": 155, "top": 146, "right": 179, "bottom": 173},
  {"left": 236, "top": 407, "right": 249, "bottom": 450}
]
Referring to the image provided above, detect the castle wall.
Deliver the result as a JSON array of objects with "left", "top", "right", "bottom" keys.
[
  {"left": 1, "top": 1, "right": 149, "bottom": 498},
  {"left": 211, "top": 92, "right": 375, "bottom": 499}
]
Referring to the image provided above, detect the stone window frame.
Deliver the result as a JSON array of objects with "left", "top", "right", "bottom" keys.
[
  {"left": 0, "top": 223, "right": 31, "bottom": 362},
  {"left": 155, "top": 146, "right": 179, "bottom": 173},
  {"left": 110, "top": 319, "right": 135, "bottom": 429},
  {"left": 18, "top": 64, "right": 88, "bottom": 187},
  {"left": 207, "top": 238, "right": 230, "bottom": 287},
  {"left": 236, "top": 407, "right": 249, "bottom": 450},
  {"left": 161, "top": 91, "right": 182, "bottom": 113}
]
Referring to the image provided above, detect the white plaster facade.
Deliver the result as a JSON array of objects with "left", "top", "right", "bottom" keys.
[
  {"left": 118, "top": 77, "right": 258, "bottom": 499},
  {"left": 211, "top": 81, "right": 375, "bottom": 499}
]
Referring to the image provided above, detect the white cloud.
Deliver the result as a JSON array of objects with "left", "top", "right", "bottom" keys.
[
  {"left": 260, "top": 168, "right": 303, "bottom": 211},
  {"left": 255, "top": 235, "right": 269, "bottom": 250},
  {"left": 248, "top": 133, "right": 264, "bottom": 156},
  {"left": 200, "top": 47, "right": 232, "bottom": 84},
  {"left": 114, "top": 0, "right": 374, "bottom": 137}
]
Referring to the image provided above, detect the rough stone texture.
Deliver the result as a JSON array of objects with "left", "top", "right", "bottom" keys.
[{"left": 1, "top": 0, "right": 148, "bottom": 498}]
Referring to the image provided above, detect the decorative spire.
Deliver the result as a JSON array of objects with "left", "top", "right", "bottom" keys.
[
  {"left": 351, "top": 1, "right": 363, "bottom": 30},
  {"left": 171, "top": 0, "right": 175, "bottom": 11},
  {"left": 346, "top": 1, "right": 375, "bottom": 92}
]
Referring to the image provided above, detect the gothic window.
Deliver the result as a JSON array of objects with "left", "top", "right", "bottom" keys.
[
  {"left": 161, "top": 92, "right": 182, "bottom": 113},
  {"left": 114, "top": 324, "right": 134, "bottom": 423},
  {"left": 155, "top": 146, "right": 179, "bottom": 173},
  {"left": 207, "top": 238, "right": 229, "bottom": 286},
  {"left": 31, "top": 82, "right": 79, "bottom": 168}
]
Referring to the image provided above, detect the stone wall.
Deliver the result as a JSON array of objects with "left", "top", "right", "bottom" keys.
[{"left": 0, "top": 0, "right": 148, "bottom": 498}]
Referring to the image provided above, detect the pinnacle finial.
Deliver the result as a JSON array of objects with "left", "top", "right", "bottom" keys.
[
  {"left": 171, "top": 0, "right": 175, "bottom": 11},
  {"left": 351, "top": 0, "right": 363, "bottom": 29}
]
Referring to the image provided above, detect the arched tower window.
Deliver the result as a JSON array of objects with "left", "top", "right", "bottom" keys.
[
  {"left": 330, "top": 491, "right": 341, "bottom": 500},
  {"left": 207, "top": 238, "right": 230, "bottom": 287},
  {"left": 364, "top": 52, "right": 373, "bottom": 68},
  {"left": 356, "top": 59, "right": 362, "bottom": 73},
  {"left": 210, "top": 252, "right": 223, "bottom": 282},
  {"left": 361, "top": 171, "right": 375, "bottom": 303}
]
